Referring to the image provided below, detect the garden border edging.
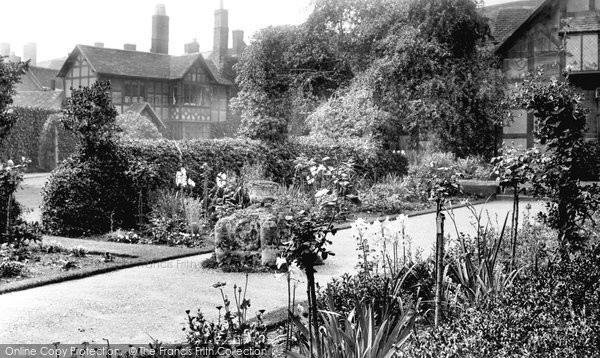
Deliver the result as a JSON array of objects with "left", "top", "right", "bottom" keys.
[{"left": 0, "top": 248, "right": 213, "bottom": 295}]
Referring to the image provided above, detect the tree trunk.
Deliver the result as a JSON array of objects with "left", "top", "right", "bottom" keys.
[
  {"left": 511, "top": 184, "right": 519, "bottom": 270},
  {"left": 434, "top": 202, "right": 445, "bottom": 328},
  {"left": 306, "top": 267, "right": 320, "bottom": 357}
]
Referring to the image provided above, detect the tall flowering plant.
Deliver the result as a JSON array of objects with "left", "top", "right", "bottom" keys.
[{"left": 0, "top": 158, "right": 28, "bottom": 239}]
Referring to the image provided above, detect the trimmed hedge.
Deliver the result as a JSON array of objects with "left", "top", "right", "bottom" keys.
[{"left": 42, "top": 136, "right": 408, "bottom": 236}]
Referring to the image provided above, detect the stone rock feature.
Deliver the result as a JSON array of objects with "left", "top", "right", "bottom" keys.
[{"left": 214, "top": 207, "right": 286, "bottom": 267}]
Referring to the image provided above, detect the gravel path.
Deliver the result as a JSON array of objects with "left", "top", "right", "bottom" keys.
[
  {"left": 15, "top": 173, "right": 50, "bottom": 223},
  {"left": 0, "top": 200, "right": 545, "bottom": 344}
]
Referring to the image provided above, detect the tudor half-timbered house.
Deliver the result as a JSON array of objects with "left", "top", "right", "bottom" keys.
[
  {"left": 488, "top": 0, "right": 600, "bottom": 147},
  {"left": 56, "top": 3, "right": 245, "bottom": 140},
  {"left": 57, "top": 44, "right": 232, "bottom": 140}
]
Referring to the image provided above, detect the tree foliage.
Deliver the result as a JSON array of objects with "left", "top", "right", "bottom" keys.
[
  {"left": 62, "top": 80, "right": 120, "bottom": 157},
  {"left": 518, "top": 77, "right": 600, "bottom": 255},
  {"left": 407, "top": 0, "right": 490, "bottom": 58},
  {"left": 234, "top": 0, "right": 506, "bottom": 157}
]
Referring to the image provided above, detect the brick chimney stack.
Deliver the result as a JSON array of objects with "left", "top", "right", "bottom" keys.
[
  {"left": 213, "top": 0, "right": 229, "bottom": 66},
  {"left": 184, "top": 39, "right": 200, "bottom": 54},
  {"left": 151, "top": 4, "right": 169, "bottom": 54},
  {"left": 232, "top": 30, "right": 246, "bottom": 57}
]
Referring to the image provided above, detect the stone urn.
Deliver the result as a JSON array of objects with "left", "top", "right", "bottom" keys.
[
  {"left": 247, "top": 180, "right": 279, "bottom": 204},
  {"left": 458, "top": 179, "right": 499, "bottom": 198}
]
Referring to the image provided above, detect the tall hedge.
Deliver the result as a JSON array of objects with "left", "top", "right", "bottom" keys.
[{"left": 42, "top": 136, "right": 408, "bottom": 236}]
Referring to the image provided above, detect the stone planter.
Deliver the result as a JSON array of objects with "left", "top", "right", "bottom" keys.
[
  {"left": 247, "top": 180, "right": 279, "bottom": 204},
  {"left": 458, "top": 179, "right": 499, "bottom": 198}
]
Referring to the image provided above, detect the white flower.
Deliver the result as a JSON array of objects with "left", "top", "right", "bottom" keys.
[
  {"left": 315, "top": 189, "right": 329, "bottom": 198},
  {"left": 176, "top": 168, "right": 188, "bottom": 187},
  {"left": 276, "top": 257, "right": 287, "bottom": 269},
  {"left": 7, "top": 160, "right": 14, "bottom": 167},
  {"left": 288, "top": 263, "right": 304, "bottom": 283},
  {"left": 216, "top": 173, "right": 227, "bottom": 188},
  {"left": 187, "top": 178, "right": 196, "bottom": 188}
]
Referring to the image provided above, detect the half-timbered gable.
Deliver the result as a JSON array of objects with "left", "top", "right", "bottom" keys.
[
  {"left": 57, "top": 44, "right": 233, "bottom": 140},
  {"left": 487, "top": 0, "right": 600, "bottom": 147}
]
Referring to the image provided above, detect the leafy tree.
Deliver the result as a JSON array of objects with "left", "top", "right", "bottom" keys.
[
  {"left": 407, "top": 0, "right": 490, "bottom": 58},
  {"left": 305, "top": 0, "right": 408, "bottom": 72},
  {"left": 306, "top": 70, "right": 393, "bottom": 142},
  {"left": 0, "top": 58, "right": 28, "bottom": 141},
  {"left": 519, "top": 77, "right": 600, "bottom": 256},
  {"left": 366, "top": 21, "right": 505, "bottom": 156},
  {"left": 116, "top": 112, "right": 163, "bottom": 140},
  {"left": 62, "top": 80, "right": 120, "bottom": 157},
  {"left": 232, "top": 21, "right": 353, "bottom": 139}
]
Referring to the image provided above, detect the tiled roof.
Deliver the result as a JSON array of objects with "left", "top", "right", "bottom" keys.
[
  {"left": 58, "top": 45, "right": 232, "bottom": 85},
  {"left": 17, "top": 72, "right": 44, "bottom": 91},
  {"left": 16, "top": 66, "right": 62, "bottom": 92},
  {"left": 12, "top": 90, "right": 63, "bottom": 111},
  {"left": 483, "top": 0, "right": 544, "bottom": 43},
  {"left": 126, "top": 102, "right": 166, "bottom": 130},
  {"left": 565, "top": 13, "right": 600, "bottom": 33},
  {"left": 29, "top": 66, "right": 63, "bottom": 90}
]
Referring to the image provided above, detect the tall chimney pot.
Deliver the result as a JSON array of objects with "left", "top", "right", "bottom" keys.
[
  {"left": 184, "top": 39, "right": 200, "bottom": 54},
  {"left": 232, "top": 30, "right": 245, "bottom": 56},
  {"left": 213, "top": 4, "right": 229, "bottom": 66},
  {"left": 151, "top": 4, "right": 169, "bottom": 54}
]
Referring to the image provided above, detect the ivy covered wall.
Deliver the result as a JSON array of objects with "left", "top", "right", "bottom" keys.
[{"left": 0, "top": 107, "right": 78, "bottom": 171}]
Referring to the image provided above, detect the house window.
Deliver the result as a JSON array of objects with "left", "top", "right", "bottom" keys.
[
  {"left": 124, "top": 81, "right": 146, "bottom": 103},
  {"left": 582, "top": 34, "right": 598, "bottom": 70},
  {"left": 567, "top": 0, "right": 589, "bottom": 12},
  {"left": 566, "top": 33, "right": 599, "bottom": 71}
]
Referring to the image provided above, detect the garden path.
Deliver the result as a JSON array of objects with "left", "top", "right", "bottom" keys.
[{"left": 0, "top": 200, "right": 545, "bottom": 344}]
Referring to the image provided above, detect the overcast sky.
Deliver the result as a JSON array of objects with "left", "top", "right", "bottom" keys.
[{"left": 0, "top": 0, "right": 518, "bottom": 63}]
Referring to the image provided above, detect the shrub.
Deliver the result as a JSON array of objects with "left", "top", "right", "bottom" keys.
[
  {"left": 238, "top": 115, "right": 287, "bottom": 143},
  {"left": 70, "top": 245, "right": 88, "bottom": 257},
  {"left": 42, "top": 136, "right": 408, "bottom": 236},
  {"left": 0, "top": 260, "right": 28, "bottom": 278},
  {"left": 403, "top": 244, "right": 600, "bottom": 357},
  {"left": 0, "top": 160, "right": 25, "bottom": 239},
  {"left": 39, "top": 240, "right": 66, "bottom": 254},
  {"left": 116, "top": 112, "right": 163, "bottom": 140},
  {"left": 41, "top": 154, "right": 138, "bottom": 236},
  {"left": 359, "top": 174, "right": 430, "bottom": 214}
]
